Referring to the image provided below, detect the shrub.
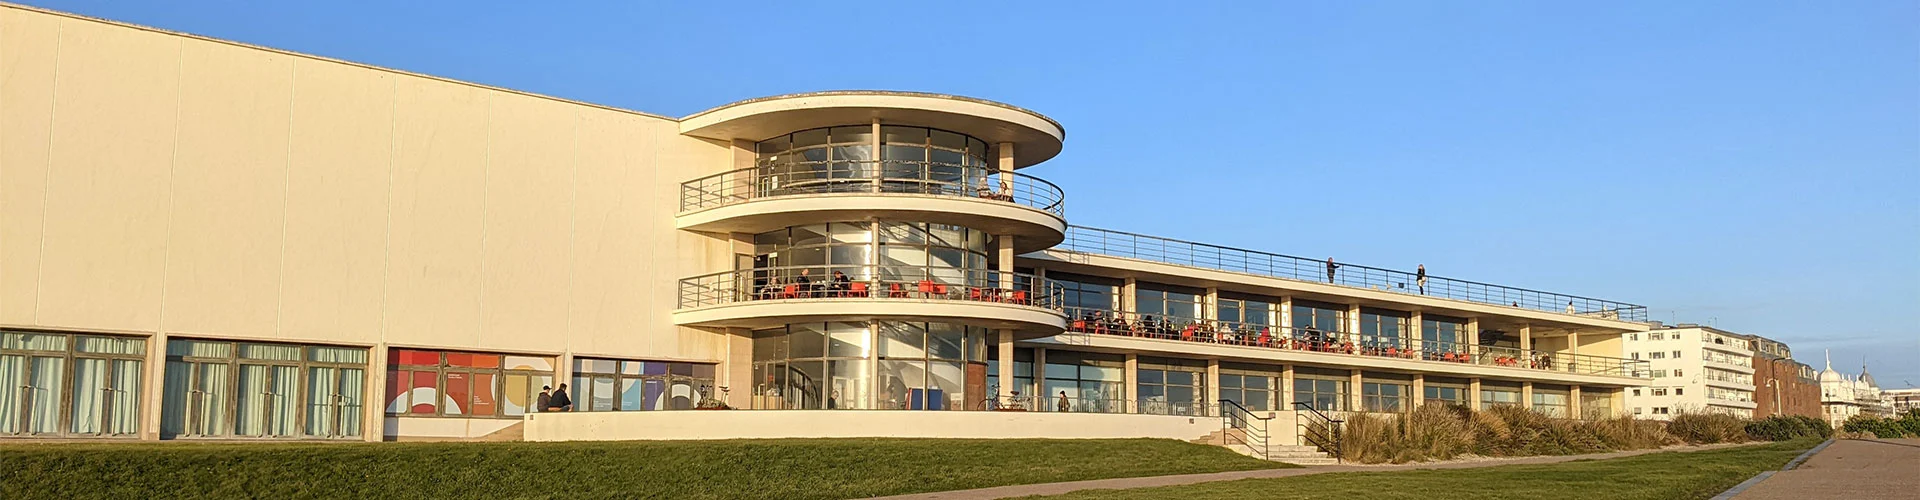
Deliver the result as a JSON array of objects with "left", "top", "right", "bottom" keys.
[
  {"left": 1842, "top": 413, "right": 1920, "bottom": 439},
  {"left": 1745, "top": 415, "right": 1819, "bottom": 441},
  {"left": 1332, "top": 404, "right": 1676, "bottom": 464},
  {"left": 1790, "top": 415, "right": 1833, "bottom": 439},
  {"left": 1668, "top": 411, "right": 1749, "bottom": 444}
]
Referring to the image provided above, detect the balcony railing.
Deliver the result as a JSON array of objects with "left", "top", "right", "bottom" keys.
[
  {"left": 679, "top": 161, "right": 1066, "bottom": 217},
  {"left": 677, "top": 264, "right": 1064, "bottom": 312},
  {"left": 1056, "top": 226, "right": 1648, "bottom": 322},
  {"left": 1061, "top": 308, "right": 1650, "bottom": 378}
]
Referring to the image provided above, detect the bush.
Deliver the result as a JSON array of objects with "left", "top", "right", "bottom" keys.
[
  {"left": 1333, "top": 404, "right": 1675, "bottom": 464},
  {"left": 1668, "top": 411, "right": 1749, "bottom": 444},
  {"left": 1745, "top": 415, "right": 1822, "bottom": 441},
  {"left": 1842, "top": 412, "right": 1920, "bottom": 439}
]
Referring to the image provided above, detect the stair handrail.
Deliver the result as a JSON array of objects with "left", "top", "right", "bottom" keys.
[
  {"left": 1291, "top": 402, "right": 1344, "bottom": 463},
  {"left": 1217, "top": 399, "right": 1272, "bottom": 461}
]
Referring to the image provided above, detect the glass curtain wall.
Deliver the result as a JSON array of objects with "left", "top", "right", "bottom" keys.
[
  {"left": 1361, "top": 373, "right": 1413, "bottom": 413},
  {"left": 1135, "top": 285, "right": 1203, "bottom": 326},
  {"left": 753, "top": 321, "right": 988, "bottom": 411},
  {"left": 1, "top": 331, "right": 146, "bottom": 437},
  {"left": 1292, "top": 302, "right": 1348, "bottom": 341},
  {"left": 1358, "top": 309, "right": 1409, "bottom": 352},
  {"left": 752, "top": 222, "right": 990, "bottom": 293},
  {"left": 755, "top": 126, "right": 991, "bottom": 197},
  {"left": 1217, "top": 293, "right": 1275, "bottom": 330},
  {"left": 1423, "top": 377, "right": 1470, "bottom": 407},
  {"left": 1055, "top": 273, "right": 1120, "bottom": 316},
  {"left": 1137, "top": 357, "right": 1207, "bottom": 416},
  {"left": 571, "top": 359, "right": 716, "bottom": 412},
  {"left": 1533, "top": 385, "right": 1571, "bottom": 418},
  {"left": 1580, "top": 388, "right": 1614, "bottom": 419},
  {"left": 1480, "top": 382, "right": 1523, "bottom": 410},
  {"left": 1042, "top": 351, "right": 1126, "bottom": 413},
  {"left": 161, "top": 339, "right": 367, "bottom": 439}
]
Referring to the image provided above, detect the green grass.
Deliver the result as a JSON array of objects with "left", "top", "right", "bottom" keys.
[
  {"left": 1033, "top": 438, "right": 1822, "bottom": 500},
  {"left": 0, "top": 438, "right": 1287, "bottom": 499}
]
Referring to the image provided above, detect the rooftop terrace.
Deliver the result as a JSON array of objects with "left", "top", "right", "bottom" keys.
[{"left": 1050, "top": 226, "right": 1650, "bottom": 322}]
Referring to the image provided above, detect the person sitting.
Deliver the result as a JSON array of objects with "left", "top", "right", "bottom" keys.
[
  {"left": 831, "top": 270, "right": 852, "bottom": 297},
  {"left": 793, "top": 269, "right": 814, "bottom": 298}
]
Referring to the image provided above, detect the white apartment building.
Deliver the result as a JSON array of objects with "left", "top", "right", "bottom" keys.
[{"left": 1623, "top": 326, "right": 1756, "bottom": 419}]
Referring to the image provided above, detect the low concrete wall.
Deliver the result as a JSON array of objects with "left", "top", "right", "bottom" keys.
[
  {"left": 523, "top": 410, "right": 1220, "bottom": 442},
  {"left": 384, "top": 417, "right": 520, "bottom": 440}
]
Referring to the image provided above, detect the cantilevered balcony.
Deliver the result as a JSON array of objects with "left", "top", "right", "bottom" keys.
[
  {"left": 1059, "top": 309, "right": 1650, "bottom": 380},
  {"left": 673, "top": 264, "right": 1067, "bottom": 335},
  {"left": 677, "top": 161, "right": 1067, "bottom": 252},
  {"left": 1052, "top": 226, "right": 1649, "bottom": 322}
]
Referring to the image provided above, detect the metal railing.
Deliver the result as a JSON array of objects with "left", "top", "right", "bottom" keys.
[
  {"left": 678, "top": 264, "right": 1064, "bottom": 311},
  {"left": 1293, "top": 401, "right": 1343, "bottom": 463},
  {"left": 679, "top": 161, "right": 1066, "bottom": 217},
  {"left": 1056, "top": 226, "right": 1648, "bottom": 322},
  {"left": 1219, "top": 399, "right": 1273, "bottom": 461},
  {"left": 1061, "top": 307, "right": 1651, "bottom": 378}
]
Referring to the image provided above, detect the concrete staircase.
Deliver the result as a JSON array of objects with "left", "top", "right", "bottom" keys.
[{"left": 1194, "top": 428, "right": 1341, "bottom": 466}]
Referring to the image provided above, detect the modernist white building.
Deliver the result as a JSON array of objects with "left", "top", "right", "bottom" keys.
[
  {"left": 0, "top": 4, "right": 1657, "bottom": 447},
  {"left": 1622, "top": 326, "right": 1758, "bottom": 419}
]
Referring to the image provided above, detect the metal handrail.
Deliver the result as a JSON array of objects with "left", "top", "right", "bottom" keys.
[
  {"left": 1055, "top": 226, "right": 1649, "bottom": 322},
  {"left": 1218, "top": 398, "right": 1272, "bottom": 461},
  {"left": 679, "top": 161, "right": 1067, "bottom": 217},
  {"left": 1292, "top": 401, "right": 1344, "bottom": 462},
  {"left": 1061, "top": 307, "right": 1651, "bottom": 377},
  {"left": 677, "top": 264, "right": 1064, "bottom": 311}
]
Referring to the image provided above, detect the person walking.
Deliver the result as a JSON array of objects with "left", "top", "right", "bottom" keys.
[
  {"left": 536, "top": 386, "right": 552, "bottom": 413},
  {"left": 548, "top": 383, "right": 574, "bottom": 412},
  {"left": 1056, "top": 391, "right": 1071, "bottom": 413},
  {"left": 1416, "top": 264, "right": 1427, "bottom": 295},
  {"left": 1325, "top": 257, "right": 1339, "bottom": 283}
]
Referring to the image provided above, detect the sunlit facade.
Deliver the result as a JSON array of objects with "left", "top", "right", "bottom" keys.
[{"left": 1, "top": 4, "right": 1654, "bottom": 442}]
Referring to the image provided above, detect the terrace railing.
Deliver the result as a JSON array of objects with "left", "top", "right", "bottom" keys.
[
  {"left": 678, "top": 264, "right": 1063, "bottom": 311},
  {"left": 679, "top": 161, "right": 1066, "bottom": 217},
  {"left": 1055, "top": 226, "right": 1648, "bottom": 322},
  {"left": 1061, "top": 307, "right": 1650, "bottom": 378}
]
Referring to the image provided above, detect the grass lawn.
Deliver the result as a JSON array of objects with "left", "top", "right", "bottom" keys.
[
  {"left": 1032, "top": 438, "right": 1822, "bottom": 500},
  {"left": 0, "top": 437, "right": 1287, "bottom": 499}
]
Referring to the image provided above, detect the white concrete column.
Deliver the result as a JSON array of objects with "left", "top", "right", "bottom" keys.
[
  {"left": 1121, "top": 278, "right": 1138, "bottom": 315},
  {"left": 558, "top": 350, "right": 575, "bottom": 396},
  {"left": 1124, "top": 354, "right": 1139, "bottom": 412},
  {"left": 1349, "top": 369, "right": 1364, "bottom": 411},
  {"left": 1570, "top": 385, "right": 1584, "bottom": 419},
  {"left": 1203, "top": 288, "right": 1220, "bottom": 321},
  {"left": 1033, "top": 347, "right": 1048, "bottom": 410},
  {"left": 997, "top": 235, "right": 1015, "bottom": 290},
  {"left": 1520, "top": 324, "right": 1532, "bottom": 351},
  {"left": 1522, "top": 381, "right": 1535, "bottom": 412},
  {"left": 1206, "top": 359, "right": 1221, "bottom": 416},
  {"left": 1281, "top": 364, "right": 1296, "bottom": 409},
  {"left": 141, "top": 331, "right": 168, "bottom": 441},
  {"left": 364, "top": 343, "right": 387, "bottom": 442},
  {"left": 1410, "top": 310, "right": 1425, "bottom": 347},
  {"left": 725, "top": 330, "right": 753, "bottom": 410},
  {"left": 871, "top": 119, "right": 883, "bottom": 193},
  {"left": 1413, "top": 373, "right": 1426, "bottom": 408},
  {"left": 1278, "top": 296, "right": 1294, "bottom": 335},
  {"left": 867, "top": 322, "right": 880, "bottom": 409},
  {"left": 1466, "top": 317, "right": 1482, "bottom": 362},
  {"left": 997, "top": 142, "right": 1015, "bottom": 194},
  {"left": 997, "top": 330, "right": 1015, "bottom": 400},
  {"left": 1469, "top": 378, "right": 1483, "bottom": 409},
  {"left": 1569, "top": 331, "right": 1581, "bottom": 356},
  {"left": 1347, "top": 304, "right": 1363, "bottom": 356}
]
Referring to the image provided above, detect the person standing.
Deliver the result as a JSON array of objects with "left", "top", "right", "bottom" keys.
[
  {"left": 548, "top": 383, "right": 574, "bottom": 412},
  {"left": 1416, "top": 264, "right": 1427, "bottom": 295},
  {"left": 1566, "top": 301, "right": 1577, "bottom": 314},
  {"left": 1057, "top": 391, "right": 1071, "bottom": 413},
  {"left": 536, "top": 386, "right": 552, "bottom": 413},
  {"left": 1325, "top": 257, "right": 1339, "bottom": 283}
]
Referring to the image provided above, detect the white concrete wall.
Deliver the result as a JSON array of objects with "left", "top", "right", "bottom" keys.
[
  {"left": 524, "top": 410, "right": 1220, "bottom": 442},
  {"left": 384, "top": 417, "right": 520, "bottom": 440}
]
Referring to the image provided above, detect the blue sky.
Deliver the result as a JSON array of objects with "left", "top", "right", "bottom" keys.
[{"left": 25, "top": 1, "right": 1918, "bottom": 386}]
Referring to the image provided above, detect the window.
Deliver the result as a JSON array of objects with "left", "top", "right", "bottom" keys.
[
  {"left": 1672, "top": 350, "right": 1681, "bottom": 358},
  {"left": 1292, "top": 302, "right": 1347, "bottom": 336},
  {"left": 1631, "top": 352, "right": 1640, "bottom": 360},
  {"left": 1422, "top": 317, "right": 1468, "bottom": 352},
  {"left": 386, "top": 349, "right": 551, "bottom": 419},
  {"left": 1216, "top": 295, "right": 1275, "bottom": 329},
  {"left": 1292, "top": 370, "right": 1349, "bottom": 412},
  {"left": 1358, "top": 311, "right": 1409, "bottom": 352},
  {"left": 1055, "top": 273, "right": 1120, "bottom": 317},
  {"left": 1532, "top": 389, "right": 1570, "bottom": 418},
  {"left": 1650, "top": 332, "right": 1665, "bottom": 341},
  {"left": 1581, "top": 390, "right": 1614, "bottom": 419},
  {"left": 1424, "top": 382, "right": 1469, "bottom": 407},
  {"left": 1044, "top": 351, "right": 1126, "bottom": 414},
  {"left": 3, "top": 331, "right": 147, "bottom": 438},
  {"left": 1650, "top": 352, "right": 1665, "bottom": 359},
  {"left": 1652, "top": 388, "right": 1668, "bottom": 396},
  {"left": 1634, "top": 407, "right": 1644, "bottom": 415},
  {"left": 1675, "top": 388, "right": 1684, "bottom": 396},
  {"left": 1137, "top": 358, "right": 1207, "bottom": 416},
  {"left": 986, "top": 347, "right": 1035, "bottom": 407},
  {"left": 1480, "top": 386, "right": 1522, "bottom": 409},
  {"left": 1654, "top": 407, "right": 1670, "bottom": 415},
  {"left": 571, "top": 359, "right": 715, "bottom": 412},
  {"left": 1362, "top": 381, "right": 1409, "bottom": 413},
  {"left": 163, "top": 339, "right": 366, "bottom": 439},
  {"left": 1674, "top": 369, "right": 1684, "bottom": 377},
  {"left": 1632, "top": 388, "right": 1642, "bottom": 396},
  {"left": 1136, "top": 286, "right": 1203, "bottom": 325},
  {"left": 1653, "top": 370, "right": 1668, "bottom": 378},
  {"left": 1629, "top": 334, "right": 1638, "bottom": 341},
  {"left": 1220, "top": 364, "right": 1280, "bottom": 411}
]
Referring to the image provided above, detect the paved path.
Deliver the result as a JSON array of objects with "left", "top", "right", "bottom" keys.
[
  {"left": 878, "top": 443, "right": 1760, "bottom": 500},
  {"left": 1733, "top": 439, "right": 1920, "bottom": 500}
]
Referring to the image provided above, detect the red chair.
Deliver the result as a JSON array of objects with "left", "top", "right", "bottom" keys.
[
  {"left": 917, "top": 280, "right": 936, "bottom": 298},
  {"left": 1009, "top": 290, "right": 1028, "bottom": 305},
  {"left": 933, "top": 283, "right": 949, "bottom": 297},
  {"left": 889, "top": 283, "right": 907, "bottom": 298},
  {"left": 969, "top": 288, "right": 985, "bottom": 301},
  {"left": 779, "top": 284, "right": 798, "bottom": 299},
  {"left": 1072, "top": 319, "right": 1087, "bottom": 332},
  {"left": 1180, "top": 325, "right": 1196, "bottom": 341},
  {"left": 849, "top": 282, "right": 868, "bottom": 298},
  {"left": 1257, "top": 329, "right": 1271, "bottom": 347}
]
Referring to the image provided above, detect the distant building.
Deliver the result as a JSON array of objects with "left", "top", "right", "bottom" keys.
[
  {"left": 1882, "top": 387, "right": 1920, "bottom": 416},
  {"left": 1751, "top": 336, "right": 1820, "bottom": 420},
  {"left": 1818, "top": 352, "right": 1893, "bottom": 428},
  {"left": 1622, "top": 326, "right": 1756, "bottom": 420}
]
